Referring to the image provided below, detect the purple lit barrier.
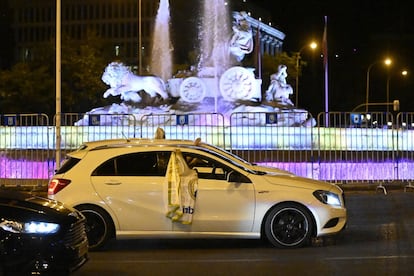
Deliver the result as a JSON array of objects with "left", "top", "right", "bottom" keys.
[
  {"left": 258, "top": 161, "right": 414, "bottom": 182},
  {"left": 1, "top": 157, "right": 413, "bottom": 183},
  {"left": 0, "top": 156, "right": 53, "bottom": 187}
]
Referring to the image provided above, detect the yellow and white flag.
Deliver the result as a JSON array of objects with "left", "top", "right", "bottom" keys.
[{"left": 165, "top": 150, "right": 198, "bottom": 224}]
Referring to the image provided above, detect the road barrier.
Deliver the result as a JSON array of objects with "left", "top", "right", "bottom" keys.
[{"left": 1, "top": 111, "right": 413, "bottom": 188}]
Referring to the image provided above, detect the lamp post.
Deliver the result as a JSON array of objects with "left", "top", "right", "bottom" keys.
[
  {"left": 295, "top": 41, "right": 317, "bottom": 107},
  {"left": 386, "top": 70, "right": 407, "bottom": 114},
  {"left": 365, "top": 58, "right": 392, "bottom": 113},
  {"left": 55, "top": 0, "right": 61, "bottom": 169},
  {"left": 138, "top": 0, "right": 142, "bottom": 74}
]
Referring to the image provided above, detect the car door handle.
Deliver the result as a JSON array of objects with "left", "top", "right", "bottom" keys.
[{"left": 104, "top": 181, "right": 121, "bottom": 185}]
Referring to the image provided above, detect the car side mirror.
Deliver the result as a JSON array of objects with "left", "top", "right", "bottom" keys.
[{"left": 227, "top": 171, "right": 251, "bottom": 183}]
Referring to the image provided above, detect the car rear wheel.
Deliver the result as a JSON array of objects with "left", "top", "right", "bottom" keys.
[
  {"left": 264, "top": 203, "right": 313, "bottom": 248},
  {"left": 77, "top": 205, "right": 114, "bottom": 251}
]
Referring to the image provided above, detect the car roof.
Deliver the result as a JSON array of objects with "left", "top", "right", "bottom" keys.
[
  {"left": 75, "top": 138, "right": 205, "bottom": 152},
  {"left": 64, "top": 138, "right": 258, "bottom": 175}
]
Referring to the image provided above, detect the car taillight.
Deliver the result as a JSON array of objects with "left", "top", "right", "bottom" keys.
[{"left": 48, "top": 178, "right": 71, "bottom": 195}]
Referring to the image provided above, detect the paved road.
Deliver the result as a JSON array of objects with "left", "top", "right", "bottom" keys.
[{"left": 73, "top": 191, "right": 414, "bottom": 276}]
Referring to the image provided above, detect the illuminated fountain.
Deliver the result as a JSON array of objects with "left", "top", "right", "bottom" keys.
[
  {"left": 75, "top": 0, "right": 313, "bottom": 127},
  {"left": 150, "top": 0, "right": 172, "bottom": 81}
]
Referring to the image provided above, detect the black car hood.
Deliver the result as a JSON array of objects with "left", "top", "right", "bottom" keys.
[{"left": 0, "top": 189, "right": 81, "bottom": 223}]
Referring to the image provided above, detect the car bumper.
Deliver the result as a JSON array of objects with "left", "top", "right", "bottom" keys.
[
  {"left": 313, "top": 206, "right": 347, "bottom": 236},
  {"left": 1, "top": 233, "right": 89, "bottom": 274}
]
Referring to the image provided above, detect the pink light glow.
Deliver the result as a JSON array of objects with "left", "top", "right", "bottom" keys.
[
  {"left": 0, "top": 157, "right": 53, "bottom": 179},
  {"left": 1, "top": 157, "right": 413, "bottom": 182}
]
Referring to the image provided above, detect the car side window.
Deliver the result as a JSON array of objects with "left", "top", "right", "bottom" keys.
[
  {"left": 155, "top": 151, "right": 171, "bottom": 175},
  {"left": 92, "top": 151, "right": 171, "bottom": 176},
  {"left": 182, "top": 152, "right": 229, "bottom": 180},
  {"left": 93, "top": 158, "right": 116, "bottom": 175},
  {"left": 116, "top": 153, "right": 157, "bottom": 176}
]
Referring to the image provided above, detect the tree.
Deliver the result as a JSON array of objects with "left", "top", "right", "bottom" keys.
[
  {"left": 0, "top": 62, "right": 54, "bottom": 115},
  {"left": 0, "top": 29, "right": 116, "bottom": 116},
  {"left": 60, "top": 30, "right": 113, "bottom": 112}
]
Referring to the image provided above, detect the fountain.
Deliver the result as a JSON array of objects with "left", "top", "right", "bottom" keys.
[
  {"left": 197, "top": 0, "right": 232, "bottom": 76},
  {"left": 75, "top": 0, "right": 315, "bottom": 127},
  {"left": 151, "top": 0, "right": 172, "bottom": 81}
]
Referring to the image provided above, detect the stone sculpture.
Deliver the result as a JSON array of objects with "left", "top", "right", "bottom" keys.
[
  {"left": 229, "top": 11, "right": 254, "bottom": 62},
  {"left": 102, "top": 61, "right": 169, "bottom": 103},
  {"left": 265, "top": 64, "right": 294, "bottom": 106}
]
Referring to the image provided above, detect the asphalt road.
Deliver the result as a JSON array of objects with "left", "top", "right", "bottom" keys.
[{"left": 73, "top": 190, "right": 414, "bottom": 276}]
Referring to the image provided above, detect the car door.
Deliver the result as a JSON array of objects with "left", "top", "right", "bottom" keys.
[
  {"left": 90, "top": 150, "right": 172, "bottom": 232},
  {"left": 174, "top": 151, "right": 255, "bottom": 232}
]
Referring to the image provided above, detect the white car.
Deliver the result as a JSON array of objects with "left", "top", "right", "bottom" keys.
[{"left": 48, "top": 138, "right": 347, "bottom": 250}]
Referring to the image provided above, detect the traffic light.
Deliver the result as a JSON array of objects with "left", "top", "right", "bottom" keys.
[{"left": 393, "top": 100, "right": 400, "bottom": 111}]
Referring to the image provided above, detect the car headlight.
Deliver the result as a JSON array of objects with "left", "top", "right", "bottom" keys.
[
  {"left": 1, "top": 219, "right": 60, "bottom": 234},
  {"left": 313, "top": 190, "right": 342, "bottom": 206}
]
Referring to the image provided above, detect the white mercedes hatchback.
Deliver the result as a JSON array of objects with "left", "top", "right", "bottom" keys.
[{"left": 48, "top": 138, "right": 347, "bottom": 250}]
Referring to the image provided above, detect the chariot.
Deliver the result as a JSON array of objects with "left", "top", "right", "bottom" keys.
[{"left": 168, "top": 66, "right": 262, "bottom": 103}]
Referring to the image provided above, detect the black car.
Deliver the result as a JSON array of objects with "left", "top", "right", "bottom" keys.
[{"left": 0, "top": 189, "right": 88, "bottom": 275}]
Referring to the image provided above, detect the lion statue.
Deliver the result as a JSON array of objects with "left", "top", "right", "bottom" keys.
[{"left": 102, "top": 61, "right": 169, "bottom": 103}]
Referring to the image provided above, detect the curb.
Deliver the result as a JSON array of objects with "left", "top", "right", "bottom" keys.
[{"left": 338, "top": 181, "right": 413, "bottom": 192}]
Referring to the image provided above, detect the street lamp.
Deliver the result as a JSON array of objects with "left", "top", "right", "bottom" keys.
[
  {"left": 386, "top": 69, "right": 408, "bottom": 114},
  {"left": 138, "top": 0, "right": 142, "bottom": 74},
  {"left": 295, "top": 41, "right": 317, "bottom": 107},
  {"left": 365, "top": 58, "right": 392, "bottom": 113},
  {"left": 55, "top": 0, "right": 62, "bottom": 168}
]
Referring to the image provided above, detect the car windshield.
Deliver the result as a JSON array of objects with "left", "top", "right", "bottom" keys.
[
  {"left": 188, "top": 144, "right": 258, "bottom": 175},
  {"left": 199, "top": 143, "right": 271, "bottom": 175},
  {"left": 200, "top": 143, "right": 253, "bottom": 165}
]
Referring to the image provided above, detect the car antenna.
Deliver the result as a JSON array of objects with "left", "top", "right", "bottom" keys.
[
  {"left": 121, "top": 132, "right": 131, "bottom": 142},
  {"left": 194, "top": 137, "right": 201, "bottom": 145}
]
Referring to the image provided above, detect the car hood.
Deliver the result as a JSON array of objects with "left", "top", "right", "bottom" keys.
[
  {"left": 252, "top": 164, "right": 294, "bottom": 175},
  {"left": 0, "top": 190, "right": 82, "bottom": 222},
  {"left": 261, "top": 173, "right": 342, "bottom": 193}
]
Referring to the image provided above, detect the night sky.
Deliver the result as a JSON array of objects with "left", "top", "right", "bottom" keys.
[
  {"left": 250, "top": 0, "right": 414, "bottom": 115},
  {"left": 172, "top": 0, "right": 414, "bottom": 115}
]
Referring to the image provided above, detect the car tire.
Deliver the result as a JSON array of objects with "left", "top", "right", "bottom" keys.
[
  {"left": 76, "top": 205, "right": 114, "bottom": 251},
  {"left": 264, "top": 203, "right": 313, "bottom": 248}
]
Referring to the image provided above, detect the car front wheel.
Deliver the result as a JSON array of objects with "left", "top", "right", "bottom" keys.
[
  {"left": 264, "top": 203, "right": 313, "bottom": 248},
  {"left": 77, "top": 205, "right": 114, "bottom": 251}
]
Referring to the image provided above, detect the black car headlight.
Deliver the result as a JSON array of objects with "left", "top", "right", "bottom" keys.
[
  {"left": 313, "top": 190, "right": 342, "bottom": 206},
  {"left": 1, "top": 219, "right": 60, "bottom": 234}
]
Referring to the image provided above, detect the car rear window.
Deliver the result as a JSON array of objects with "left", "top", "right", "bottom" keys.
[{"left": 56, "top": 157, "right": 81, "bottom": 174}]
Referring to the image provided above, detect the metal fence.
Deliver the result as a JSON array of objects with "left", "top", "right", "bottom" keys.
[
  {"left": 0, "top": 114, "right": 52, "bottom": 187},
  {"left": 1, "top": 111, "right": 413, "bottom": 187}
]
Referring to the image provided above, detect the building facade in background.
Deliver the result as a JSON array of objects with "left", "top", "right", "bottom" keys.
[
  {"left": 6, "top": 0, "right": 284, "bottom": 71},
  {"left": 8, "top": 0, "right": 157, "bottom": 67}
]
